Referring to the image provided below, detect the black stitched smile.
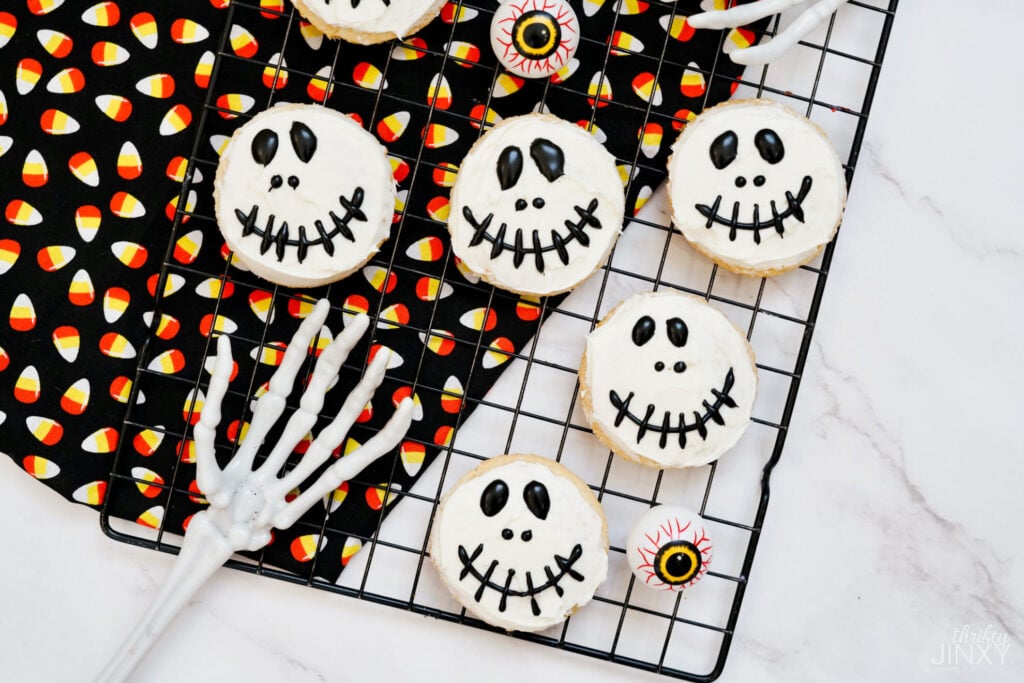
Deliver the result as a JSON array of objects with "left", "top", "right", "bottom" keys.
[
  {"left": 233, "top": 187, "right": 367, "bottom": 263},
  {"left": 608, "top": 368, "right": 737, "bottom": 449},
  {"left": 461, "top": 198, "right": 601, "bottom": 273},
  {"left": 695, "top": 176, "right": 812, "bottom": 244},
  {"left": 457, "top": 542, "right": 585, "bottom": 617}
]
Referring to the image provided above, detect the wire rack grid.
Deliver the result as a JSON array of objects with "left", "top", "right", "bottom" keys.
[{"left": 101, "top": 1, "right": 899, "bottom": 680}]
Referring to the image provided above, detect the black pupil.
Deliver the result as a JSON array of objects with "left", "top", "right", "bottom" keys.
[
  {"left": 523, "top": 22, "right": 550, "bottom": 49},
  {"left": 665, "top": 550, "right": 694, "bottom": 577}
]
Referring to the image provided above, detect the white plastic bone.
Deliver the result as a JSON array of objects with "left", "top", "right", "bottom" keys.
[
  {"left": 688, "top": 0, "right": 850, "bottom": 66},
  {"left": 96, "top": 298, "right": 414, "bottom": 683}
]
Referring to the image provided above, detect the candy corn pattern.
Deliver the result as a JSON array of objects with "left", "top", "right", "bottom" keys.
[{"left": 0, "top": 0, "right": 760, "bottom": 586}]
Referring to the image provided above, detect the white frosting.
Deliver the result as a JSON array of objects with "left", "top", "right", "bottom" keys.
[
  {"left": 448, "top": 114, "right": 625, "bottom": 296},
  {"left": 215, "top": 104, "right": 395, "bottom": 288},
  {"left": 583, "top": 291, "right": 757, "bottom": 468},
  {"left": 490, "top": 0, "right": 580, "bottom": 79},
  {"left": 667, "top": 99, "right": 846, "bottom": 275},
  {"left": 431, "top": 456, "right": 608, "bottom": 632},
  {"left": 625, "top": 505, "right": 713, "bottom": 592},
  {"left": 296, "top": 0, "right": 439, "bottom": 39}
]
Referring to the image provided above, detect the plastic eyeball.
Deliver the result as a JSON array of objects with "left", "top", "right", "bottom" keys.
[
  {"left": 490, "top": 0, "right": 580, "bottom": 79},
  {"left": 626, "top": 505, "right": 712, "bottom": 591}
]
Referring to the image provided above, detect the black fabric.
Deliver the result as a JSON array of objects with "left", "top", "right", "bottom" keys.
[{"left": 0, "top": 0, "right": 763, "bottom": 581}]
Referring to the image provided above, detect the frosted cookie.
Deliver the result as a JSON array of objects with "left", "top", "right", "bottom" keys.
[
  {"left": 490, "top": 0, "right": 580, "bottom": 79},
  {"left": 292, "top": 0, "right": 445, "bottom": 45},
  {"left": 626, "top": 505, "right": 712, "bottom": 592},
  {"left": 448, "top": 114, "right": 625, "bottom": 297},
  {"left": 214, "top": 104, "right": 395, "bottom": 288},
  {"left": 430, "top": 454, "right": 609, "bottom": 632},
  {"left": 667, "top": 99, "right": 847, "bottom": 276},
  {"left": 579, "top": 291, "right": 757, "bottom": 469}
]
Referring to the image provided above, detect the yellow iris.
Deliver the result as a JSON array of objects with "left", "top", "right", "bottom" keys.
[
  {"left": 512, "top": 11, "right": 560, "bottom": 59},
  {"left": 654, "top": 541, "right": 701, "bottom": 585}
]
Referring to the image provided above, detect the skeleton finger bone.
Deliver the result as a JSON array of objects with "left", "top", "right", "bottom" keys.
[
  {"left": 273, "top": 396, "right": 415, "bottom": 529},
  {"left": 222, "top": 298, "right": 332, "bottom": 480},
  {"left": 253, "top": 313, "right": 371, "bottom": 484},
  {"left": 689, "top": 0, "right": 849, "bottom": 66},
  {"left": 96, "top": 298, "right": 411, "bottom": 683},
  {"left": 688, "top": 0, "right": 804, "bottom": 29},
  {"left": 193, "top": 333, "right": 233, "bottom": 503},
  {"left": 270, "top": 347, "right": 391, "bottom": 497}
]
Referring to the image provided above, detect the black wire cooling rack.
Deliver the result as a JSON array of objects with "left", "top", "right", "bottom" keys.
[{"left": 101, "top": 1, "right": 899, "bottom": 680}]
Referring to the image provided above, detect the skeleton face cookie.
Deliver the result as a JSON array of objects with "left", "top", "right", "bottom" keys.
[
  {"left": 668, "top": 99, "right": 847, "bottom": 276},
  {"left": 430, "top": 454, "right": 609, "bottom": 632},
  {"left": 292, "top": 0, "right": 445, "bottom": 44},
  {"left": 448, "top": 114, "right": 625, "bottom": 296},
  {"left": 580, "top": 292, "right": 757, "bottom": 469},
  {"left": 626, "top": 505, "right": 712, "bottom": 592},
  {"left": 214, "top": 104, "right": 395, "bottom": 288}
]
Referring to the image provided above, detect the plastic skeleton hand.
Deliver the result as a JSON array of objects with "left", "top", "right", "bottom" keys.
[
  {"left": 96, "top": 299, "right": 414, "bottom": 683},
  {"left": 688, "top": 0, "right": 850, "bottom": 66}
]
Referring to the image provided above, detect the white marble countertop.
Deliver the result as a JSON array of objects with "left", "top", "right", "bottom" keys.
[{"left": 3, "top": 1, "right": 1023, "bottom": 681}]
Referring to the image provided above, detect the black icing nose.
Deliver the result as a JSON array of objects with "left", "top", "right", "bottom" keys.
[
  {"left": 501, "top": 528, "right": 532, "bottom": 541},
  {"left": 515, "top": 198, "right": 546, "bottom": 211}
]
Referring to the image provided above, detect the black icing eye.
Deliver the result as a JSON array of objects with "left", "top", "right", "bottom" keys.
[
  {"left": 529, "top": 138, "right": 565, "bottom": 182},
  {"left": 497, "top": 145, "right": 524, "bottom": 190},
  {"left": 523, "top": 481, "right": 549, "bottom": 520},
  {"left": 480, "top": 479, "right": 509, "bottom": 516},
  {"left": 251, "top": 128, "right": 279, "bottom": 166},
  {"left": 755, "top": 128, "right": 785, "bottom": 164},
  {"left": 290, "top": 121, "right": 318, "bottom": 163},
  {"left": 709, "top": 130, "right": 738, "bottom": 170},
  {"left": 654, "top": 541, "right": 703, "bottom": 586},
  {"left": 631, "top": 315, "right": 655, "bottom": 346},
  {"left": 666, "top": 317, "right": 688, "bottom": 347}
]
